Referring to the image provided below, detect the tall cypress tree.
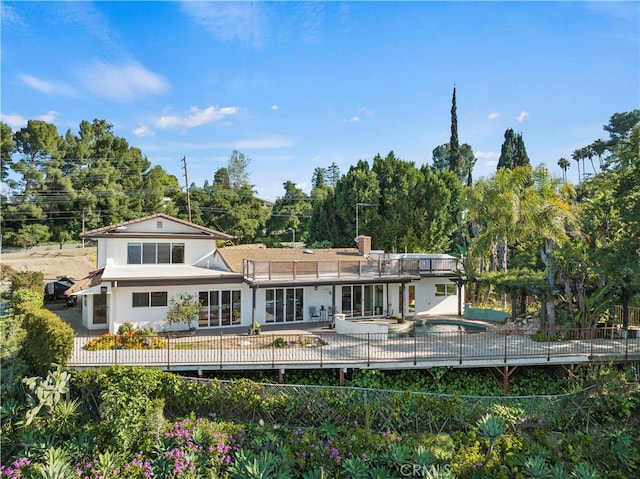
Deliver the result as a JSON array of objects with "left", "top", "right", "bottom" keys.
[{"left": 449, "top": 86, "right": 462, "bottom": 176}]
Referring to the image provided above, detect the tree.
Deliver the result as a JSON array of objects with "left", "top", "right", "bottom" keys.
[
  {"left": 449, "top": 86, "right": 462, "bottom": 178},
  {"left": 227, "top": 150, "right": 251, "bottom": 189},
  {"left": 13, "top": 120, "right": 63, "bottom": 204},
  {"left": 1, "top": 122, "right": 15, "bottom": 183},
  {"left": 557, "top": 157, "right": 570, "bottom": 183},
  {"left": 497, "top": 129, "right": 530, "bottom": 170},
  {"left": 466, "top": 166, "right": 532, "bottom": 274},
  {"left": 432, "top": 143, "right": 477, "bottom": 186},
  {"left": 527, "top": 165, "right": 578, "bottom": 334},
  {"left": 164, "top": 293, "right": 202, "bottom": 330},
  {"left": 571, "top": 147, "right": 584, "bottom": 183},
  {"left": 265, "top": 181, "right": 312, "bottom": 239}
]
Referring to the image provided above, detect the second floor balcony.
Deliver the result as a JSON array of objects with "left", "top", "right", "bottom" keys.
[{"left": 242, "top": 257, "right": 460, "bottom": 283}]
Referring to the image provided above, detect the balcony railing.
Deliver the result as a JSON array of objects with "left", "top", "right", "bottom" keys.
[
  {"left": 69, "top": 328, "right": 640, "bottom": 371},
  {"left": 242, "top": 258, "right": 458, "bottom": 282}
]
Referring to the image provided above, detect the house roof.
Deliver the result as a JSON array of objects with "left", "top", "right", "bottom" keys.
[
  {"left": 82, "top": 213, "right": 234, "bottom": 241},
  {"left": 100, "top": 264, "right": 241, "bottom": 282},
  {"left": 216, "top": 245, "right": 364, "bottom": 273},
  {"left": 65, "top": 268, "right": 104, "bottom": 296}
]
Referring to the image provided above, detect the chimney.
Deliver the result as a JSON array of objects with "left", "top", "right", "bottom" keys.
[{"left": 356, "top": 235, "right": 371, "bottom": 256}]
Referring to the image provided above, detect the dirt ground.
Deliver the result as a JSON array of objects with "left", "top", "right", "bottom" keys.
[{"left": 1, "top": 246, "right": 96, "bottom": 282}]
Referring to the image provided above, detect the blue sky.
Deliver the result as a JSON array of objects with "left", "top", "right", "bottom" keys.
[{"left": 2, "top": 1, "right": 638, "bottom": 201}]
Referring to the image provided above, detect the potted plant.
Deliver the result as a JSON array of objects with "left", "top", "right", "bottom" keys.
[{"left": 248, "top": 321, "right": 261, "bottom": 335}]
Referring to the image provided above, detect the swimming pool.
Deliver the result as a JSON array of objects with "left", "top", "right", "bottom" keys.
[{"left": 392, "top": 319, "right": 488, "bottom": 337}]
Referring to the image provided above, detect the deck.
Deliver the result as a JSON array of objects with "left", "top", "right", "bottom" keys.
[{"left": 68, "top": 326, "right": 640, "bottom": 373}]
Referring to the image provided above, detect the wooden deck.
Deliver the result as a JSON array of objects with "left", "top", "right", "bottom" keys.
[{"left": 69, "top": 327, "right": 640, "bottom": 373}]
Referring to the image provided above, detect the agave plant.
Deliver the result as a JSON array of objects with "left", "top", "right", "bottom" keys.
[
  {"left": 380, "top": 442, "right": 413, "bottom": 470},
  {"left": 476, "top": 414, "right": 506, "bottom": 463},
  {"left": 95, "top": 450, "right": 122, "bottom": 477},
  {"left": 302, "top": 467, "right": 330, "bottom": 479},
  {"left": 368, "top": 465, "right": 395, "bottom": 478},
  {"left": 570, "top": 462, "right": 599, "bottom": 479},
  {"left": 228, "top": 449, "right": 291, "bottom": 479},
  {"left": 413, "top": 445, "right": 436, "bottom": 469},
  {"left": 423, "top": 464, "right": 457, "bottom": 479},
  {"left": 523, "top": 455, "right": 552, "bottom": 479},
  {"left": 33, "top": 447, "right": 73, "bottom": 479},
  {"left": 340, "top": 456, "right": 370, "bottom": 479},
  {"left": 47, "top": 399, "right": 80, "bottom": 436},
  {"left": 550, "top": 464, "right": 569, "bottom": 479}
]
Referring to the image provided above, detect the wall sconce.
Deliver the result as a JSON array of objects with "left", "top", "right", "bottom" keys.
[{"left": 101, "top": 286, "right": 108, "bottom": 294}]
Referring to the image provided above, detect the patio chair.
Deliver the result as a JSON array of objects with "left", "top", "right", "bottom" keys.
[{"left": 309, "top": 306, "right": 320, "bottom": 321}]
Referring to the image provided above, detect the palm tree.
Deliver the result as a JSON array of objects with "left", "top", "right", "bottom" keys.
[
  {"left": 572, "top": 148, "right": 584, "bottom": 183},
  {"left": 557, "top": 157, "right": 570, "bottom": 183},
  {"left": 590, "top": 139, "right": 608, "bottom": 170},
  {"left": 526, "top": 165, "right": 579, "bottom": 335}
]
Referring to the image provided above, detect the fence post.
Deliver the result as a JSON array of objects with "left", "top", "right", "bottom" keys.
[
  {"left": 367, "top": 333, "right": 371, "bottom": 367},
  {"left": 547, "top": 333, "right": 551, "bottom": 362},
  {"left": 166, "top": 335, "right": 171, "bottom": 371},
  {"left": 219, "top": 330, "right": 223, "bottom": 370},
  {"left": 114, "top": 340, "right": 118, "bottom": 365},
  {"left": 589, "top": 328, "right": 594, "bottom": 360},
  {"left": 458, "top": 329, "right": 463, "bottom": 364},
  {"left": 504, "top": 333, "right": 508, "bottom": 363},
  {"left": 625, "top": 331, "right": 629, "bottom": 361},
  {"left": 413, "top": 332, "right": 417, "bottom": 366},
  {"left": 320, "top": 335, "right": 323, "bottom": 368}
]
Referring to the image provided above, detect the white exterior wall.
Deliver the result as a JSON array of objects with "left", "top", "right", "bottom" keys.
[
  {"left": 411, "top": 277, "right": 462, "bottom": 316},
  {"left": 103, "top": 237, "right": 216, "bottom": 268},
  {"left": 108, "top": 282, "right": 251, "bottom": 334}
]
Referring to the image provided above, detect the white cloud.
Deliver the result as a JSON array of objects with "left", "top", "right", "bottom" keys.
[
  {"left": 475, "top": 151, "right": 499, "bottom": 159},
  {"left": 271, "top": 104, "right": 278, "bottom": 110},
  {"left": 1, "top": 4, "right": 24, "bottom": 26},
  {"left": 181, "top": 2, "right": 267, "bottom": 47},
  {"left": 38, "top": 111, "right": 60, "bottom": 123},
  {"left": 487, "top": 112, "right": 500, "bottom": 120},
  {"left": 155, "top": 105, "right": 239, "bottom": 130},
  {"left": 0, "top": 111, "right": 59, "bottom": 129},
  {"left": 348, "top": 116, "right": 360, "bottom": 122},
  {"left": 1, "top": 114, "right": 28, "bottom": 129},
  {"left": 21, "top": 74, "right": 76, "bottom": 96},
  {"left": 133, "top": 125, "right": 155, "bottom": 138},
  {"left": 516, "top": 110, "right": 529, "bottom": 123},
  {"left": 79, "top": 61, "right": 168, "bottom": 102},
  {"left": 358, "top": 107, "right": 375, "bottom": 117}
]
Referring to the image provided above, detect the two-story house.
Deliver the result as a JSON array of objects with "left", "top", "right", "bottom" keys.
[{"left": 67, "top": 214, "right": 463, "bottom": 334}]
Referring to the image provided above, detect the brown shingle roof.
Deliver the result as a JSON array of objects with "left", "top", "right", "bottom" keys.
[{"left": 216, "top": 245, "right": 363, "bottom": 273}]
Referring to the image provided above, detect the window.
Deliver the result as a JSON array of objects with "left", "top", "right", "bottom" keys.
[
  {"left": 198, "top": 290, "right": 242, "bottom": 327},
  {"left": 127, "top": 242, "right": 185, "bottom": 264},
  {"left": 132, "top": 291, "right": 168, "bottom": 307},
  {"left": 435, "top": 283, "right": 457, "bottom": 296},
  {"left": 128, "top": 243, "right": 142, "bottom": 264},
  {"left": 150, "top": 291, "right": 168, "bottom": 307},
  {"left": 265, "top": 288, "right": 303, "bottom": 323},
  {"left": 132, "top": 292, "right": 149, "bottom": 307}
]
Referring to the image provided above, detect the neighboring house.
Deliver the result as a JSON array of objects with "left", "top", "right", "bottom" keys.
[{"left": 67, "top": 214, "right": 463, "bottom": 334}]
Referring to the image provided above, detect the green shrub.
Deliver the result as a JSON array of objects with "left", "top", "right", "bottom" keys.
[
  {"left": 10, "top": 270, "right": 44, "bottom": 295},
  {"left": 22, "top": 307, "right": 74, "bottom": 372},
  {"left": 11, "top": 287, "right": 44, "bottom": 314}
]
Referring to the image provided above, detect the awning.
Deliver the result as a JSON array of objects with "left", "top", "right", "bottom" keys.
[{"left": 65, "top": 268, "right": 104, "bottom": 296}]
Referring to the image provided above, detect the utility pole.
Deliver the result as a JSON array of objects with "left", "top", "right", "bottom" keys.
[{"left": 181, "top": 156, "right": 192, "bottom": 222}]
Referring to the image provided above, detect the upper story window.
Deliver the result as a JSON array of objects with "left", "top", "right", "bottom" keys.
[{"left": 127, "top": 242, "right": 185, "bottom": 264}]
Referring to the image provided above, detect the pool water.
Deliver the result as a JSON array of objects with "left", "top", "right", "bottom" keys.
[
  {"left": 391, "top": 320, "right": 487, "bottom": 338},
  {"left": 414, "top": 321, "right": 487, "bottom": 334}
]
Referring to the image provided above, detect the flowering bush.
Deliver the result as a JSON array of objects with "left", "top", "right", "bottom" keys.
[
  {"left": 0, "top": 457, "right": 31, "bottom": 478},
  {"left": 84, "top": 329, "right": 165, "bottom": 351}
]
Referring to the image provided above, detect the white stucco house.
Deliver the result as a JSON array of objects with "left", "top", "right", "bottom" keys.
[{"left": 67, "top": 214, "right": 464, "bottom": 334}]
